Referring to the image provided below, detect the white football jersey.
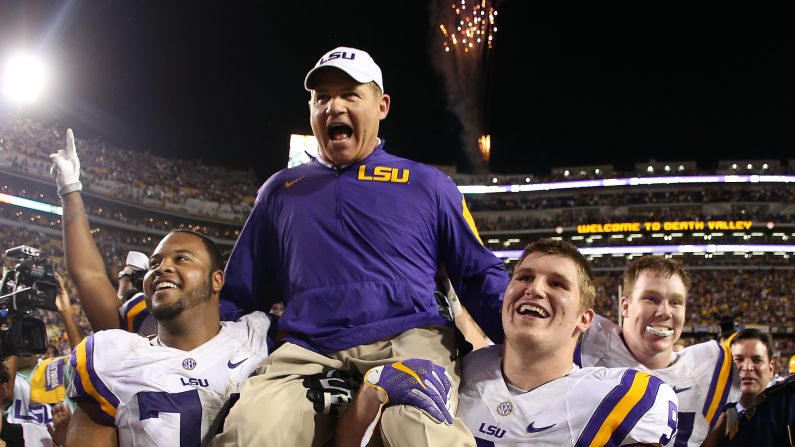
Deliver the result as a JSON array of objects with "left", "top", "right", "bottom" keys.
[
  {"left": 578, "top": 315, "right": 741, "bottom": 447},
  {"left": 459, "top": 345, "right": 678, "bottom": 446},
  {"left": 5, "top": 372, "right": 55, "bottom": 447},
  {"left": 6, "top": 372, "right": 53, "bottom": 425},
  {"left": 68, "top": 312, "right": 270, "bottom": 447}
]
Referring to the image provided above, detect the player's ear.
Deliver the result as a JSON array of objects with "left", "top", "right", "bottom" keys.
[
  {"left": 620, "top": 295, "right": 630, "bottom": 318},
  {"left": 577, "top": 308, "right": 595, "bottom": 333},
  {"left": 211, "top": 269, "right": 224, "bottom": 294}
]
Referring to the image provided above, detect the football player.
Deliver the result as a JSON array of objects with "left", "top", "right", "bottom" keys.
[
  {"left": 63, "top": 230, "right": 270, "bottom": 446},
  {"left": 578, "top": 256, "right": 740, "bottom": 446},
  {"left": 338, "top": 239, "right": 679, "bottom": 446},
  {"left": 51, "top": 132, "right": 270, "bottom": 446}
]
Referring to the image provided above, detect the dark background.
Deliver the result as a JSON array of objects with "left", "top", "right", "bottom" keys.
[{"left": 1, "top": 1, "right": 792, "bottom": 182}]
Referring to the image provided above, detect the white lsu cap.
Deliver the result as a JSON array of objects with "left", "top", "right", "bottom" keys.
[
  {"left": 304, "top": 46, "right": 384, "bottom": 93},
  {"left": 125, "top": 251, "right": 149, "bottom": 271}
]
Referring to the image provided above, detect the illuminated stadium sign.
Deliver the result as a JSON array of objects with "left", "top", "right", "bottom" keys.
[
  {"left": 0, "top": 192, "right": 62, "bottom": 215},
  {"left": 492, "top": 244, "right": 795, "bottom": 259},
  {"left": 457, "top": 175, "right": 795, "bottom": 194},
  {"left": 577, "top": 220, "right": 753, "bottom": 234}
]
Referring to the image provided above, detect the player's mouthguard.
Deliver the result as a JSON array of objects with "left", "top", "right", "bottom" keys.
[{"left": 646, "top": 326, "right": 674, "bottom": 337}]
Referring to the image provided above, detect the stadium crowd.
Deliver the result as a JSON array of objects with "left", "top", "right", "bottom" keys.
[
  {"left": 0, "top": 115, "right": 259, "bottom": 221},
  {"left": 465, "top": 187, "right": 795, "bottom": 212},
  {"left": 449, "top": 162, "right": 794, "bottom": 186}
]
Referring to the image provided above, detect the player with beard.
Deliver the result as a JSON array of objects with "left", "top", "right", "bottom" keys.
[
  {"left": 61, "top": 230, "right": 270, "bottom": 446},
  {"left": 577, "top": 256, "right": 740, "bottom": 447},
  {"left": 49, "top": 134, "right": 271, "bottom": 446}
]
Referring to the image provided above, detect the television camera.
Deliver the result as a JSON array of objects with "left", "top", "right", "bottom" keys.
[{"left": 0, "top": 245, "right": 58, "bottom": 356}]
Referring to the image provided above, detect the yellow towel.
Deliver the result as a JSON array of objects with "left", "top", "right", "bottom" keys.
[{"left": 29, "top": 356, "right": 69, "bottom": 404}]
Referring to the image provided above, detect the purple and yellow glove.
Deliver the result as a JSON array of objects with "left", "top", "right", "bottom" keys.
[{"left": 364, "top": 358, "right": 454, "bottom": 425}]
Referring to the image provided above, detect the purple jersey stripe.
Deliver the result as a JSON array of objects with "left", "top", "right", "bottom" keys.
[
  {"left": 131, "top": 309, "right": 149, "bottom": 334},
  {"left": 702, "top": 341, "right": 725, "bottom": 417},
  {"left": 71, "top": 361, "right": 115, "bottom": 425},
  {"left": 609, "top": 374, "right": 664, "bottom": 446},
  {"left": 576, "top": 369, "right": 637, "bottom": 446},
  {"left": 85, "top": 336, "right": 121, "bottom": 409},
  {"left": 475, "top": 437, "right": 496, "bottom": 447},
  {"left": 711, "top": 364, "right": 734, "bottom": 429}
]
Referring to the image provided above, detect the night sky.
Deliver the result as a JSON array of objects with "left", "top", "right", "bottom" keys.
[{"left": 1, "top": 1, "right": 792, "bottom": 182}]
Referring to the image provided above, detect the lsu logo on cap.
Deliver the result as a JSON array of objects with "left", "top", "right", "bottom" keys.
[{"left": 319, "top": 51, "right": 356, "bottom": 65}]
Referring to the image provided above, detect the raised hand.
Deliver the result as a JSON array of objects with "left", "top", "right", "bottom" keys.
[
  {"left": 47, "top": 401, "right": 73, "bottom": 446},
  {"left": 54, "top": 272, "right": 72, "bottom": 314},
  {"left": 49, "top": 128, "right": 82, "bottom": 195}
]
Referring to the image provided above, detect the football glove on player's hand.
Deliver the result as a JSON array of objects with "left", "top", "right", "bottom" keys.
[
  {"left": 49, "top": 128, "right": 82, "bottom": 196},
  {"left": 364, "top": 358, "right": 454, "bottom": 425},
  {"left": 303, "top": 370, "right": 360, "bottom": 417}
]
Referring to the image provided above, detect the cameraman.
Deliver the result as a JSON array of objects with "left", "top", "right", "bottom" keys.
[{"left": 0, "top": 272, "right": 80, "bottom": 446}]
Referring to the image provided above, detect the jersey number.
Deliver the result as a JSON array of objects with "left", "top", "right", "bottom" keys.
[
  {"left": 138, "top": 390, "right": 202, "bottom": 446},
  {"left": 673, "top": 412, "right": 695, "bottom": 447},
  {"left": 659, "top": 400, "right": 678, "bottom": 445}
]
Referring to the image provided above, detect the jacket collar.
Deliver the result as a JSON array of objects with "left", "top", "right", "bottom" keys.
[{"left": 311, "top": 139, "right": 386, "bottom": 170}]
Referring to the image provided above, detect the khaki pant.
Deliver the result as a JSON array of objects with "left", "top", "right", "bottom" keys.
[{"left": 214, "top": 326, "right": 475, "bottom": 447}]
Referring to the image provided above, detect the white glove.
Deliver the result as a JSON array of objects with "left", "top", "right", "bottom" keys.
[{"left": 49, "top": 128, "right": 82, "bottom": 196}]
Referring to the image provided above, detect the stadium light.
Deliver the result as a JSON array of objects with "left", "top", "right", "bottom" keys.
[{"left": 2, "top": 51, "right": 48, "bottom": 104}]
